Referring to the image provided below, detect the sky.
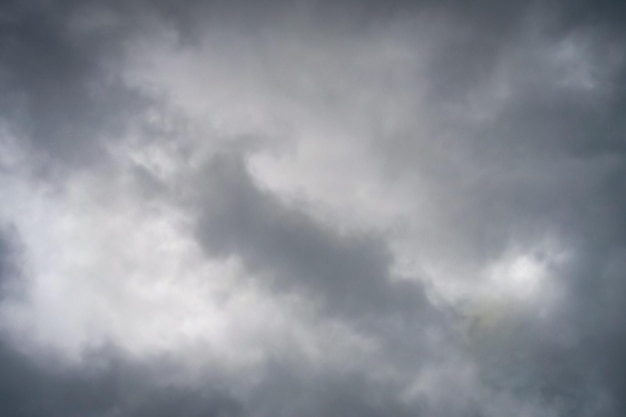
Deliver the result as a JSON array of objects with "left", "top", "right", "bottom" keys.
[{"left": 1, "top": 0, "right": 626, "bottom": 416}]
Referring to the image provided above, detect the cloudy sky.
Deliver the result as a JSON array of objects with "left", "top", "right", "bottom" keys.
[{"left": 1, "top": 0, "right": 626, "bottom": 416}]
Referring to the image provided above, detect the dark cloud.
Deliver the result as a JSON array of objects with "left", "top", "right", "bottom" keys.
[
  {"left": 196, "top": 154, "right": 436, "bottom": 321},
  {"left": 244, "top": 361, "right": 420, "bottom": 417},
  {"left": 0, "top": 339, "right": 242, "bottom": 417},
  {"left": 378, "top": 11, "right": 626, "bottom": 410},
  {"left": 0, "top": 0, "right": 150, "bottom": 175},
  {"left": 0, "top": 225, "right": 23, "bottom": 303}
]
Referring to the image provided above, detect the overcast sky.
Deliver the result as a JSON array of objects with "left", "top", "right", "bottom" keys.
[{"left": 1, "top": 0, "right": 626, "bottom": 416}]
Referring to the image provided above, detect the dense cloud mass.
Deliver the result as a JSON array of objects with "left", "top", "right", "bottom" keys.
[{"left": 1, "top": 0, "right": 626, "bottom": 416}]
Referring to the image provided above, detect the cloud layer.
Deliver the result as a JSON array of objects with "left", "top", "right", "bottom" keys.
[{"left": 1, "top": 0, "right": 626, "bottom": 416}]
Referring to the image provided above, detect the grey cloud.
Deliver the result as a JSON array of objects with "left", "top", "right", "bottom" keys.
[
  {"left": 2, "top": 0, "right": 626, "bottom": 416},
  {"left": 298, "top": 1, "right": 626, "bottom": 414},
  {"left": 244, "top": 361, "right": 420, "bottom": 417},
  {"left": 0, "top": 225, "right": 23, "bottom": 303},
  {"left": 0, "top": 0, "right": 150, "bottom": 175},
  {"left": 0, "top": 336, "right": 452, "bottom": 417},
  {"left": 194, "top": 153, "right": 454, "bottom": 381},
  {"left": 0, "top": 340, "right": 242, "bottom": 417},
  {"left": 196, "top": 154, "right": 436, "bottom": 322},
  {"left": 382, "top": 30, "right": 626, "bottom": 415}
]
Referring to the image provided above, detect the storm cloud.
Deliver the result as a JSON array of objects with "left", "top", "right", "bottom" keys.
[{"left": 1, "top": 0, "right": 626, "bottom": 416}]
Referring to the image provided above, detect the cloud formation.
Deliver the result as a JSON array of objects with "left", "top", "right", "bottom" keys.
[{"left": 1, "top": 0, "right": 626, "bottom": 416}]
